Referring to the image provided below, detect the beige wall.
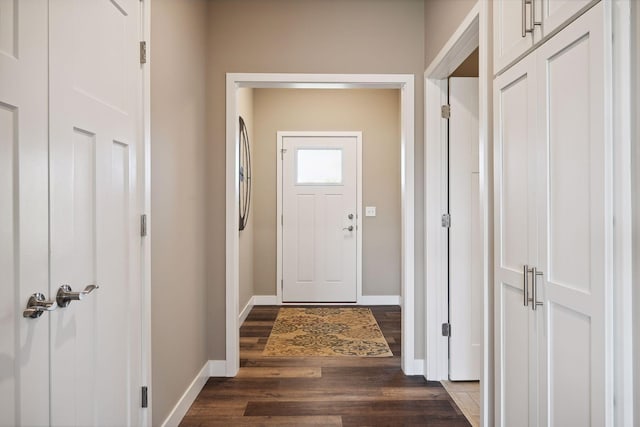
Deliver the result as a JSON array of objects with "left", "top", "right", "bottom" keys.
[
  {"left": 206, "top": 0, "right": 425, "bottom": 359},
  {"left": 150, "top": 0, "right": 209, "bottom": 424},
  {"left": 424, "top": 0, "right": 477, "bottom": 67},
  {"left": 238, "top": 88, "right": 255, "bottom": 311},
  {"left": 252, "top": 89, "right": 401, "bottom": 297}
]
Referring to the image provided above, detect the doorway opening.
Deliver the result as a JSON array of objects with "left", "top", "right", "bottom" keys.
[
  {"left": 424, "top": 2, "right": 490, "bottom": 426},
  {"left": 226, "top": 74, "right": 416, "bottom": 376}
]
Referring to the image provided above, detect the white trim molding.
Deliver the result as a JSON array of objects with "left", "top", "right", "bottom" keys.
[
  {"left": 360, "top": 295, "right": 401, "bottom": 306},
  {"left": 239, "top": 297, "right": 253, "bottom": 325},
  {"left": 160, "top": 361, "right": 210, "bottom": 427},
  {"left": 226, "top": 73, "right": 415, "bottom": 377},
  {"left": 208, "top": 360, "right": 228, "bottom": 377},
  {"left": 424, "top": 2, "right": 481, "bottom": 382},
  {"left": 424, "top": 2, "right": 492, "bottom": 426},
  {"left": 253, "top": 295, "right": 278, "bottom": 305}
]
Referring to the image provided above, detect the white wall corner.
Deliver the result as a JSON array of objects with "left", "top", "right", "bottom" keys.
[
  {"left": 360, "top": 295, "right": 401, "bottom": 305},
  {"left": 160, "top": 361, "right": 210, "bottom": 427},
  {"left": 253, "top": 295, "right": 278, "bottom": 305},
  {"left": 239, "top": 296, "right": 254, "bottom": 325}
]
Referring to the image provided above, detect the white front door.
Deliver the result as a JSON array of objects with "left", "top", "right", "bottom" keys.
[
  {"left": 0, "top": 1, "right": 144, "bottom": 425},
  {"left": 280, "top": 133, "right": 359, "bottom": 303},
  {"left": 448, "top": 77, "right": 481, "bottom": 381}
]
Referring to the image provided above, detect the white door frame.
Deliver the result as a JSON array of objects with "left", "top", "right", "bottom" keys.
[
  {"left": 276, "top": 131, "right": 363, "bottom": 305},
  {"left": 423, "top": 0, "right": 492, "bottom": 425},
  {"left": 140, "top": 0, "right": 152, "bottom": 424},
  {"left": 226, "top": 73, "right": 415, "bottom": 376}
]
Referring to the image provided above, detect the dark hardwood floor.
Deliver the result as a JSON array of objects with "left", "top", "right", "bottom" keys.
[{"left": 180, "top": 306, "right": 471, "bottom": 426}]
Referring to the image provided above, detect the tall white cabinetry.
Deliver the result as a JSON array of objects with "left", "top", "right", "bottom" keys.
[{"left": 494, "top": 3, "right": 608, "bottom": 426}]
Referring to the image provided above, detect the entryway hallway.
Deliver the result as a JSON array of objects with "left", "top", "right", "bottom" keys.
[{"left": 180, "top": 306, "right": 474, "bottom": 426}]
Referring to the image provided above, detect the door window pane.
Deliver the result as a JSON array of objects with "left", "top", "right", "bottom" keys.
[{"left": 296, "top": 149, "right": 342, "bottom": 184}]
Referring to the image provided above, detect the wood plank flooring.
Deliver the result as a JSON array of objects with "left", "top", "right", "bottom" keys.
[{"left": 180, "top": 306, "right": 472, "bottom": 427}]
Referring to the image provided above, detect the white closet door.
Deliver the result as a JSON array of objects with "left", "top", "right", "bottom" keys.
[
  {"left": 494, "top": 53, "right": 538, "bottom": 427},
  {"left": 48, "top": 0, "right": 142, "bottom": 425},
  {"left": 536, "top": 4, "right": 606, "bottom": 426},
  {"left": 448, "top": 77, "right": 481, "bottom": 381},
  {"left": 0, "top": 1, "right": 50, "bottom": 425}
]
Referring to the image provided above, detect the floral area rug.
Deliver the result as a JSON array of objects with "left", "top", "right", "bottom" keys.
[{"left": 262, "top": 307, "right": 393, "bottom": 357}]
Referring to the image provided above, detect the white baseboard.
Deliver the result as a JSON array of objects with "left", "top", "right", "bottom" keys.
[
  {"left": 253, "top": 295, "right": 278, "bottom": 305},
  {"left": 160, "top": 361, "right": 210, "bottom": 427},
  {"left": 208, "top": 359, "right": 227, "bottom": 377},
  {"left": 402, "top": 358, "right": 425, "bottom": 376},
  {"left": 252, "top": 295, "right": 400, "bottom": 306},
  {"left": 360, "top": 295, "right": 401, "bottom": 305},
  {"left": 239, "top": 297, "right": 254, "bottom": 325}
]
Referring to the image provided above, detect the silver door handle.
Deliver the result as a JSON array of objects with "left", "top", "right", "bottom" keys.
[
  {"left": 343, "top": 225, "right": 354, "bottom": 232},
  {"left": 531, "top": 268, "right": 543, "bottom": 310},
  {"left": 23, "top": 293, "right": 58, "bottom": 318},
  {"left": 56, "top": 284, "right": 99, "bottom": 308}
]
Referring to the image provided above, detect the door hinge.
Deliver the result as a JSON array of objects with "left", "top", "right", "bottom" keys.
[
  {"left": 140, "top": 214, "right": 147, "bottom": 237},
  {"left": 442, "top": 323, "right": 451, "bottom": 337},
  {"left": 139, "top": 41, "right": 147, "bottom": 64},
  {"left": 141, "top": 386, "right": 148, "bottom": 408},
  {"left": 281, "top": 279, "right": 283, "bottom": 291},
  {"left": 281, "top": 214, "right": 283, "bottom": 226},
  {"left": 280, "top": 148, "right": 287, "bottom": 159},
  {"left": 441, "top": 213, "right": 451, "bottom": 228},
  {"left": 441, "top": 104, "right": 451, "bottom": 119}
]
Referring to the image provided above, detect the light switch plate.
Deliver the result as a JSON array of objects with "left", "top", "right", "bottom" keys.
[{"left": 365, "top": 206, "right": 376, "bottom": 217}]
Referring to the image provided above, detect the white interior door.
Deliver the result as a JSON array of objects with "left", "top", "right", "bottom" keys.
[
  {"left": 1, "top": 0, "right": 144, "bottom": 425},
  {"left": 448, "top": 77, "right": 481, "bottom": 381},
  {"left": 48, "top": 1, "right": 142, "bottom": 425},
  {"left": 536, "top": 5, "right": 606, "bottom": 425},
  {"left": 494, "top": 53, "right": 539, "bottom": 427},
  {"left": 280, "top": 134, "right": 359, "bottom": 303},
  {"left": 0, "top": 1, "right": 50, "bottom": 425}
]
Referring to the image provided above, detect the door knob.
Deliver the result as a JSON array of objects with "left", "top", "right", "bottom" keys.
[
  {"left": 348, "top": 214, "right": 354, "bottom": 220},
  {"left": 343, "top": 225, "right": 354, "bottom": 232},
  {"left": 23, "top": 293, "right": 58, "bottom": 318},
  {"left": 56, "top": 284, "right": 99, "bottom": 308}
]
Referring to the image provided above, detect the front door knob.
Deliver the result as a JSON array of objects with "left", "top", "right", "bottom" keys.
[{"left": 343, "top": 225, "right": 354, "bottom": 232}]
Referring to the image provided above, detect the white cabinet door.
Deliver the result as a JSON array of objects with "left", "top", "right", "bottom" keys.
[
  {"left": 48, "top": 0, "right": 143, "bottom": 425},
  {"left": 535, "top": 4, "right": 606, "bottom": 426},
  {"left": 448, "top": 78, "right": 481, "bottom": 381},
  {"left": 494, "top": 53, "right": 539, "bottom": 427},
  {"left": 494, "top": 3, "right": 607, "bottom": 426},
  {"left": 541, "top": 0, "right": 593, "bottom": 36},
  {"left": 281, "top": 135, "right": 358, "bottom": 303},
  {"left": 494, "top": 0, "right": 535, "bottom": 74},
  {"left": 0, "top": 1, "right": 50, "bottom": 425}
]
